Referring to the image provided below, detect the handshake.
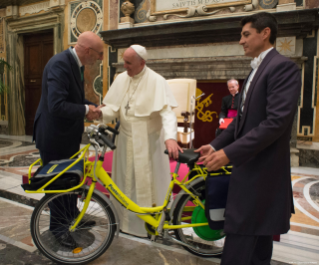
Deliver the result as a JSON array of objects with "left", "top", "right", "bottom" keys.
[{"left": 86, "top": 105, "right": 104, "bottom": 121}]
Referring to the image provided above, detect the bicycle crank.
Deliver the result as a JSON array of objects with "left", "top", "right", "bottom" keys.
[{"left": 163, "top": 230, "right": 201, "bottom": 251}]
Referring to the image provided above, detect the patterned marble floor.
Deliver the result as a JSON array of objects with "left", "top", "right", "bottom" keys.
[{"left": 0, "top": 134, "right": 319, "bottom": 265}]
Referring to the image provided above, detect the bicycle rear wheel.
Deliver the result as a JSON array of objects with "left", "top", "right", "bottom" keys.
[
  {"left": 31, "top": 187, "right": 116, "bottom": 264},
  {"left": 173, "top": 180, "right": 225, "bottom": 257}
]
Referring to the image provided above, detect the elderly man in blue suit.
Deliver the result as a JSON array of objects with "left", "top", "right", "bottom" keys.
[
  {"left": 197, "top": 12, "right": 301, "bottom": 264},
  {"left": 33, "top": 31, "right": 103, "bottom": 248}
]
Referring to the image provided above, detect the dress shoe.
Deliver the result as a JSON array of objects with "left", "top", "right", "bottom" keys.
[
  {"left": 56, "top": 232, "right": 77, "bottom": 248},
  {"left": 78, "top": 218, "right": 96, "bottom": 229}
]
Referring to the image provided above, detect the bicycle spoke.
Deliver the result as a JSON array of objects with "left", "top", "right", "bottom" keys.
[{"left": 31, "top": 189, "right": 116, "bottom": 264}]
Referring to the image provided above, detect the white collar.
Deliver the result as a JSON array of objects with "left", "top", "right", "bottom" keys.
[
  {"left": 72, "top": 47, "right": 83, "bottom": 68},
  {"left": 250, "top": 47, "right": 273, "bottom": 70},
  {"left": 132, "top": 65, "right": 146, "bottom": 80}
]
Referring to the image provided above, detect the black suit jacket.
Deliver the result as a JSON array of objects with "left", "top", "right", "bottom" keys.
[
  {"left": 211, "top": 49, "right": 301, "bottom": 235},
  {"left": 219, "top": 93, "right": 239, "bottom": 119},
  {"left": 33, "top": 48, "right": 93, "bottom": 156}
]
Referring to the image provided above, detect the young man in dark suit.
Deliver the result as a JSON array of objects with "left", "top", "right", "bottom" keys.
[
  {"left": 33, "top": 31, "right": 103, "bottom": 248},
  {"left": 196, "top": 12, "right": 301, "bottom": 264}
]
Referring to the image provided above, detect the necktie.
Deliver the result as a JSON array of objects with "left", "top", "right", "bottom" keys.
[{"left": 80, "top": 66, "right": 84, "bottom": 82}]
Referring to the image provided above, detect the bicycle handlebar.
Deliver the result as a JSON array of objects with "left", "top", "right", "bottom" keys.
[
  {"left": 86, "top": 124, "right": 119, "bottom": 150},
  {"left": 103, "top": 126, "right": 119, "bottom": 135},
  {"left": 100, "top": 133, "right": 116, "bottom": 150}
]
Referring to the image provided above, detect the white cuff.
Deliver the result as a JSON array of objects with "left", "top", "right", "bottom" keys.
[
  {"left": 210, "top": 145, "right": 216, "bottom": 151},
  {"left": 160, "top": 105, "right": 177, "bottom": 141},
  {"left": 85, "top": 105, "right": 89, "bottom": 115}
]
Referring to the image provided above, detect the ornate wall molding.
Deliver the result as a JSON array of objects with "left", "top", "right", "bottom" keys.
[
  {"left": 146, "top": 0, "right": 260, "bottom": 22},
  {"left": 101, "top": 9, "right": 319, "bottom": 48},
  {"left": 69, "top": 0, "right": 103, "bottom": 44},
  {"left": 162, "top": 5, "right": 236, "bottom": 20},
  {"left": 19, "top": 1, "right": 50, "bottom": 16},
  {"left": 151, "top": 0, "right": 250, "bottom": 15},
  {"left": 112, "top": 56, "right": 306, "bottom": 80}
]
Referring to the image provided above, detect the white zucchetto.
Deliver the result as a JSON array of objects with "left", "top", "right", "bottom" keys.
[{"left": 130, "top": 44, "right": 148, "bottom": 61}]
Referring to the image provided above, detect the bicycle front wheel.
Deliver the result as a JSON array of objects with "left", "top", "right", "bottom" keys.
[
  {"left": 173, "top": 180, "right": 225, "bottom": 257},
  {"left": 31, "top": 186, "right": 116, "bottom": 264}
]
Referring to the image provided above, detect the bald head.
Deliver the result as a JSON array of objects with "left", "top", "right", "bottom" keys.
[
  {"left": 123, "top": 47, "right": 146, "bottom": 77},
  {"left": 75, "top": 31, "right": 104, "bottom": 65}
]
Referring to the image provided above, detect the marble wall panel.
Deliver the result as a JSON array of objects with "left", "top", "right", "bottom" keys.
[
  {"left": 298, "top": 31, "right": 317, "bottom": 138},
  {"left": 84, "top": 60, "right": 103, "bottom": 105},
  {"left": 300, "top": 149, "right": 319, "bottom": 167},
  {"left": 276, "top": 37, "right": 296, "bottom": 56},
  {"left": 295, "top": 0, "right": 303, "bottom": 5},
  {"left": 305, "top": 0, "right": 319, "bottom": 8},
  {"left": 0, "top": 18, "right": 4, "bottom": 53},
  {"left": 295, "top": 39, "right": 304, "bottom": 57},
  {"left": 109, "top": 0, "right": 119, "bottom": 30}
]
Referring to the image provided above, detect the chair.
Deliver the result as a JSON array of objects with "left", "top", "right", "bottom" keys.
[{"left": 167, "top": 79, "right": 197, "bottom": 148}]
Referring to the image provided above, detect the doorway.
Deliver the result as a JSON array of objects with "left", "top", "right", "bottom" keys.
[{"left": 24, "top": 30, "right": 54, "bottom": 135}]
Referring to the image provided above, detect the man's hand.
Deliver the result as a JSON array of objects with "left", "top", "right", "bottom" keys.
[
  {"left": 202, "top": 149, "right": 230, "bottom": 171},
  {"left": 219, "top": 118, "right": 224, "bottom": 125},
  {"left": 165, "top": 139, "right": 183, "bottom": 160},
  {"left": 195, "top": 144, "right": 215, "bottom": 162},
  {"left": 97, "top": 104, "right": 105, "bottom": 109},
  {"left": 86, "top": 105, "right": 102, "bottom": 121}
]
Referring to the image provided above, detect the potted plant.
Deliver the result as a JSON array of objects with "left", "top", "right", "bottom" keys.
[{"left": 0, "top": 58, "right": 12, "bottom": 95}]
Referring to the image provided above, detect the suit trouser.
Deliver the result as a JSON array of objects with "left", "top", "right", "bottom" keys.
[
  {"left": 40, "top": 151, "right": 79, "bottom": 237},
  {"left": 221, "top": 234, "right": 273, "bottom": 265}
]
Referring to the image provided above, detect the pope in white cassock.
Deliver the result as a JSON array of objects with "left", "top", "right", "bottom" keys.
[{"left": 99, "top": 45, "right": 182, "bottom": 237}]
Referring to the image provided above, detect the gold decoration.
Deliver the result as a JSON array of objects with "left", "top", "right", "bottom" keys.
[
  {"left": 77, "top": 8, "right": 97, "bottom": 33},
  {"left": 278, "top": 38, "right": 293, "bottom": 53},
  {"left": 121, "top": 0, "right": 135, "bottom": 18},
  {"left": 195, "top": 88, "right": 218, "bottom": 122},
  {"left": 119, "top": 51, "right": 124, "bottom": 60}
]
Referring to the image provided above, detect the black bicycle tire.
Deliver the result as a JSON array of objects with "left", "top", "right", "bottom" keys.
[
  {"left": 30, "top": 188, "right": 116, "bottom": 264},
  {"left": 173, "top": 180, "right": 224, "bottom": 257}
]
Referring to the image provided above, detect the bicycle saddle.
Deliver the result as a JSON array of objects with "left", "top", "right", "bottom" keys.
[{"left": 165, "top": 149, "right": 200, "bottom": 165}]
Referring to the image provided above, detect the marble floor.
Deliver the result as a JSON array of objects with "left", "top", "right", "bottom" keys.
[{"left": 0, "top": 134, "right": 319, "bottom": 265}]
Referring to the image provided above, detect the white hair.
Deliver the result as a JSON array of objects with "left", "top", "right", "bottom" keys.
[{"left": 227, "top": 79, "right": 239, "bottom": 85}]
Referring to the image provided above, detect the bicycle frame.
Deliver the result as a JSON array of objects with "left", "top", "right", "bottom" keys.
[
  {"left": 25, "top": 143, "right": 232, "bottom": 234},
  {"left": 70, "top": 159, "right": 210, "bottom": 232}
]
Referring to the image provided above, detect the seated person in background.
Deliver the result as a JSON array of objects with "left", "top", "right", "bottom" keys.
[{"left": 216, "top": 79, "right": 240, "bottom": 137}]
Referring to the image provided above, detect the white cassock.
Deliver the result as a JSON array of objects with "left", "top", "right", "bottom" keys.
[{"left": 100, "top": 66, "right": 178, "bottom": 237}]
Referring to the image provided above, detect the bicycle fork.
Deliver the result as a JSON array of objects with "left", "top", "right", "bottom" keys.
[{"left": 69, "top": 182, "right": 96, "bottom": 232}]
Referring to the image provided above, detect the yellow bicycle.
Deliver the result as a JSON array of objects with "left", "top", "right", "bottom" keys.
[{"left": 25, "top": 124, "right": 231, "bottom": 264}]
